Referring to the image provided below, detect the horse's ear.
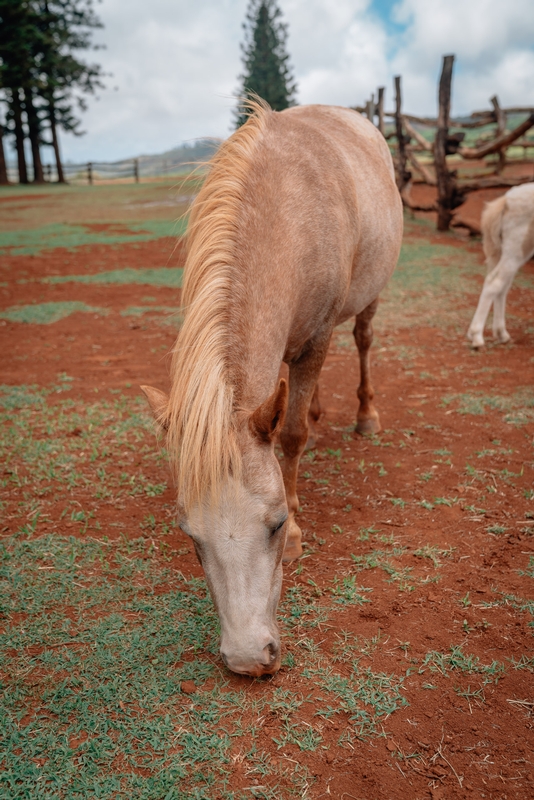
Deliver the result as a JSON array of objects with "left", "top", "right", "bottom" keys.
[
  {"left": 250, "top": 379, "right": 288, "bottom": 443},
  {"left": 140, "top": 385, "right": 170, "bottom": 431}
]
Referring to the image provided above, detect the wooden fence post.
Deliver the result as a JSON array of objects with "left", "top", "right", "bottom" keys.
[
  {"left": 490, "top": 95, "right": 506, "bottom": 174},
  {"left": 435, "top": 54, "right": 456, "bottom": 231},
  {"left": 87, "top": 162, "right": 93, "bottom": 185},
  {"left": 394, "top": 75, "right": 410, "bottom": 191},
  {"left": 377, "top": 87, "right": 385, "bottom": 136},
  {"left": 134, "top": 158, "right": 139, "bottom": 183}
]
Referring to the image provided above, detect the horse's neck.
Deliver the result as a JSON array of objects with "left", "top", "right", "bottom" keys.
[{"left": 227, "top": 292, "right": 286, "bottom": 411}]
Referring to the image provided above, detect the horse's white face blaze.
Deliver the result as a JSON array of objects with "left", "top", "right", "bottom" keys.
[{"left": 181, "top": 453, "right": 287, "bottom": 678}]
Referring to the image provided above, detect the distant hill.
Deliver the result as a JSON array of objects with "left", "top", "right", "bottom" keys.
[{"left": 135, "top": 140, "right": 220, "bottom": 176}]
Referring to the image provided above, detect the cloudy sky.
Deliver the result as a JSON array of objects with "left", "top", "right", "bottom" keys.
[{"left": 53, "top": 0, "right": 534, "bottom": 162}]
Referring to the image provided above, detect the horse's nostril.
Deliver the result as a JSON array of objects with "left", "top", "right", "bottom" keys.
[
  {"left": 264, "top": 641, "right": 278, "bottom": 664},
  {"left": 221, "top": 653, "right": 229, "bottom": 667}
]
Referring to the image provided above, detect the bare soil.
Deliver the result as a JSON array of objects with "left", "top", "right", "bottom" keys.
[{"left": 1, "top": 191, "right": 533, "bottom": 798}]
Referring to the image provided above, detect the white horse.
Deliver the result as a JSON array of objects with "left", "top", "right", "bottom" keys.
[{"left": 468, "top": 182, "right": 534, "bottom": 348}]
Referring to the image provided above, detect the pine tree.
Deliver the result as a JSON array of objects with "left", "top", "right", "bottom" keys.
[
  {"left": 37, "top": 0, "right": 105, "bottom": 182},
  {"left": 235, "top": 0, "right": 297, "bottom": 127},
  {"left": 0, "top": 0, "right": 104, "bottom": 183}
]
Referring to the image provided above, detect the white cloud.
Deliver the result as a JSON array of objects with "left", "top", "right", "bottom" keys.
[
  {"left": 285, "top": 0, "right": 389, "bottom": 106},
  {"left": 392, "top": 0, "right": 534, "bottom": 114},
  {"left": 30, "top": 0, "right": 534, "bottom": 163}
]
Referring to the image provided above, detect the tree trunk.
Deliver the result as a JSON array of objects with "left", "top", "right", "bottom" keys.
[
  {"left": 490, "top": 95, "right": 506, "bottom": 175},
  {"left": 12, "top": 90, "right": 28, "bottom": 184},
  {"left": 24, "top": 89, "right": 45, "bottom": 183},
  {"left": 435, "top": 55, "right": 456, "bottom": 231},
  {"left": 377, "top": 87, "right": 385, "bottom": 136},
  {"left": 394, "top": 75, "right": 410, "bottom": 191},
  {"left": 0, "top": 120, "right": 9, "bottom": 184},
  {"left": 48, "top": 98, "right": 65, "bottom": 183},
  {"left": 459, "top": 113, "right": 534, "bottom": 159}
]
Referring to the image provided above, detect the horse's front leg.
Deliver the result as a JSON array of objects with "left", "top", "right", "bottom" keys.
[
  {"left": 280, "top": 341, "right": 330, "bottom": 562},
  {"left": 354, "top": 298, "right": 381, "bottom": 435},
  {"left": 305, "top": 382, "right": 321, "bottom": 450}
]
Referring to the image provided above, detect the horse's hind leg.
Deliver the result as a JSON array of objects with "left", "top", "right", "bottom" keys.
[
  {"left": 468, "top": 258, "right": 520, "bottom": 348},
  {"left": 354, "top": 298, "right": 381, "bottom": 435},
  {"left": 305, "top": 382, "right": 321, "bottom": 450},
  {"left": 492, "top": 274, "right": 515, "bottom": 343}
]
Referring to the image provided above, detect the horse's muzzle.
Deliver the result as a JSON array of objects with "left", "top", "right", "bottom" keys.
[{"left": 221, "top": 640, "right": 280, "bottom": 677}]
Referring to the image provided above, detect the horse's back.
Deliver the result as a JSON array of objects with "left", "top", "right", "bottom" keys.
[
  {"left": 278, "top": 105, "right": 395, "bottom": 181},
  {"left": 256, "top": 105, "right": 403, "bottom": 317},
  {"left": 500, "top": 183, "right": 534, "bottom": 264}
]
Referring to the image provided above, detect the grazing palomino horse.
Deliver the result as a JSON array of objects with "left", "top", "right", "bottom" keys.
[
  {"left": 468, "top": 182, "right": 534, "bottom": 348},
  {"left": 141, "top": 103, "right": 403, "bottom": 677}
]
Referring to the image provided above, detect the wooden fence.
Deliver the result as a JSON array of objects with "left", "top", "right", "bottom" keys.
[
  {"left": 4, "top": 156, "right": 198, "bottom": 185},
  {"left": 355, "top": 54, "right": 534, "bottom": 232}
]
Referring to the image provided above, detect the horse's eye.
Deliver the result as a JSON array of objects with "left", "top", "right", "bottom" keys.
[{"left": 270, "top": 518, "right": 287, "bottom": 537}]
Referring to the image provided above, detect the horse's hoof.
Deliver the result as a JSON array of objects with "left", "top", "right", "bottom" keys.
[
  {"left": 494, "top": 332, "right": 511, "bottom": 344},
  {"left": 467, "top": 328, "right": 484, "bottom": 348},
  {"left": 355, "top": 415, "right": 381, "bottom": 436},
  {"left": 468, "top": 332, "right": 484, "bottom": 349}
]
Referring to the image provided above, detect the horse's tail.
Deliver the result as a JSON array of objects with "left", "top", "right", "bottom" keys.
[{"left": 481, "top": 193, "right": 507, "bottom": 271}]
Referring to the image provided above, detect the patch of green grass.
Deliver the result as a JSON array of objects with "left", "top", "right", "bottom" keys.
[
  {"left": 0, "top": 533, "right": 324, "bottom": 799},
  {"left": 0, "top": 384, "right": 47, "bottom": 409},
  {"left": 44, "top": 266, "right": 184, "bottom": 287},
  {"left": 0, "top": 534, "right": 227, "bottom": 797},
  {"left": 487, "top": 524, "right": 507, "bottom": 535},
  {"left": 329, "top": 575, "right": 372, "bottom": 605},
  {"left": 273, "top": 720, "right": 323, "bottom": 752},
  {"left": 351, "top": 547, "right": 415, "bottom": 591},
  {"left": 481, "top": 591, "right": 534, "bottom": 618},
  {"left": 0, "top": 386, "right": 164, "bottom": 523},
  {"left": 518, "top": 555, "right": 534, "bottom": 578},
  {"left": 434, "top": 496, "right": 458, "bottom": 507},
  {"left": 377, "top": 226, "right": 485, "bottom": 330},
  {"left": 0, "top": 218, "right": 186, "bottom": 255},
  {"left": 313, "top": 664, "right": 408, "bottom": 740},
  {"left": 509, "top": 655, "right": 534, "bottom": 671},
  {"left": 414, "top": 545, "right": 453, "bottom": 568},
  {"left": 0, "top": 529, "right": 416, "bottom": 797},
  {"left": 0, "top": 301, "right": 106, "bottom": 324},
  {"left": 442, "top": 389, "right": 534, "bottom": 425},
  {"left": 420, "top": 645, "right": 505, "bottom": 682}
]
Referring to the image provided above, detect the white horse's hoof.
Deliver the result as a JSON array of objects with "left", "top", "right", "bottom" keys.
[
  {"left": 467, "top": 329, "right": 484, "bottom": 349},
  {"left": 494, "top": 330, "right": 511, "bottom": 344}
]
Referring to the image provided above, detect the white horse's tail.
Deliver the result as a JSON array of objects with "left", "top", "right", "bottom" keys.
[{"left": 481, "top": 194, "right": 507, "bottom": 271}]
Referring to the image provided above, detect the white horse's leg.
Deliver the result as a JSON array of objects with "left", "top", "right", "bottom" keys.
[
  {"left": 491, "top": 271, "right": 516, "bottom": 343},
  {"left": 468, "top": 258, "right": 520, "bottom": 348},
  {"left": 467, "top": 273, "right": 499, "bottom": 348}
]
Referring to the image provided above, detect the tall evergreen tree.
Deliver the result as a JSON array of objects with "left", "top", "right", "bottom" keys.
[
  {"left": 37, "top": 0, "right": 104, "bottom": 182},
  {"left": 0, "top": 1, "right": 38, "bottom": 182},
  {"left": 235, "top": 0, "right": 297, "bottom": 127},
  {"left": 0, "top": 0, "right": 103, "bottom": 183}
]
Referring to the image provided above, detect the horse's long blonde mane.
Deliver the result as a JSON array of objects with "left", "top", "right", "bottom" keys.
[{"left": 167, "top": 100, "right": 270, "bottom": 511}]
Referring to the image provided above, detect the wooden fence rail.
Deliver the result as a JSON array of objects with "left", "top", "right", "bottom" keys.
[{"left": 355, "top": 55, "right": 534, "bottom": 231}]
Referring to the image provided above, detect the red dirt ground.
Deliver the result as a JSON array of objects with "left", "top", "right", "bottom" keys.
[{"left": 1, "top": 197, "right": 534, "bottom": 798}]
